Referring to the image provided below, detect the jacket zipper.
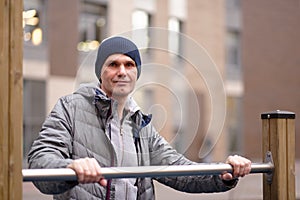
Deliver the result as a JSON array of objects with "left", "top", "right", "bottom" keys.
[{"left": 106, "top": 123, "right": 115, "bottom": 200}]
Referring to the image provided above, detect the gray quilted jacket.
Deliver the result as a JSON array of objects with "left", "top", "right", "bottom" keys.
[{"left": 28, "top": 82, "right": 237, "bottom": 200}]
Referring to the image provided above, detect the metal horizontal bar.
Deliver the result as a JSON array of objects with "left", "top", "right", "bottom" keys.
[{"left": 23, "top": 162, "right": 273, "bottom": 182}]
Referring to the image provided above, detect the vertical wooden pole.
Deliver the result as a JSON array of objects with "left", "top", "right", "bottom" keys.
[
  {"left": 0, "top": 0, "right": 23, "bottom": 199},
  {"left": 261, "top": 110, "right": 295, "bottom": 200}
]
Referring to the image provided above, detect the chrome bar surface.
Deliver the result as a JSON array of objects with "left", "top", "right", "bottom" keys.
[{"left": 23, "top": 163, "right": 273, "bottom": 182}]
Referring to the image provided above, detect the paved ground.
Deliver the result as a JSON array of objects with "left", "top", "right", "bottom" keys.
[{"left": 23, "top": 161, "right": 300, "bottom": 200}]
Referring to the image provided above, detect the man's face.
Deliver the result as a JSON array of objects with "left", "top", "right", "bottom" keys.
[{"left": 100, "top": 54, "right": 137, "bottom": 98}]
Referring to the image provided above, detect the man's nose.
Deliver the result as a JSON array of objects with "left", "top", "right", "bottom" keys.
[{"left": 117, "top": 64, "right": 126, "bottom": 76}]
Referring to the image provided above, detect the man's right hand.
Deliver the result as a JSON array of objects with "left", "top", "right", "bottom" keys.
[{"left": 67, "top": 157, "right": 107, "bottom": 186}]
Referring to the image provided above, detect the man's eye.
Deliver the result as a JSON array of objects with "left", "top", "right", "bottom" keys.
[
  {"left": 109, "top": 62, "right": 117, "bottom": 67},
  {"left": 126, "top": 62, "right": 135, "bottom": 67}
]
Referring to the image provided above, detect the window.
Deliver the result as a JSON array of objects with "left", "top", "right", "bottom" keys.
[
  {"left": 227, "top": 0, "right": 240, "bottom": 10},
  {"left": 226, "top": 31, "right": 240, "bottom": 66},
  {"left": 226, "top": 30, "right": 241, "bottom": 80},
  {"left": 168, "top": 17, "right": 182, "bottom": 55},
  {"left": 77, "top": 2, "right": 107, "bottom": 52},
  {"left": 226, "top": 96, "right": 243, "bottom": 154},
  {"left": 23, "top": 0, "right": 44, "bottom": 47},
  {"left": 23, "top": 79, "right": 46, "bottom": 167},
  {"left": 132, "top": 10, "right": 150, "bottom": 49}
]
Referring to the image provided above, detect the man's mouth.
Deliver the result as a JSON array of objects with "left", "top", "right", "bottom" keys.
[{"left": 113, "top": 80, "right": 129, "bottom": 85}]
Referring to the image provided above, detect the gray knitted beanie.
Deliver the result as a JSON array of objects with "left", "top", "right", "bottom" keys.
[{"left": 95, "top": 36, "right": 141, "bottom": 80}]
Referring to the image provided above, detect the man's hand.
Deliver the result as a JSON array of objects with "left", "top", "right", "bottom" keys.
[
  {"left": 221, "top": 155, "right": 251, "bottom": 180},
  {"left": 67, "top": 157, "right": 107, "bottom": 186}
]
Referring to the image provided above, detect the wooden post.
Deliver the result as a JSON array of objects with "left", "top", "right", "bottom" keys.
[
  {"left": 261, "top": 110, "right": 295, "bottom": 200},
  {"left": 0, "top": 0, "right": 23, "bottom": 199}
]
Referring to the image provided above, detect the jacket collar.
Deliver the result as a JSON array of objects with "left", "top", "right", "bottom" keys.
[
  {"left": 93, "top": 85, "right": 141, "bottom": 116},
  {"left": 93, "top": 88, "right": 112, "bottom": 119},
  {"left": 94, "top": 86, "right": 152, "bottom": 128}
]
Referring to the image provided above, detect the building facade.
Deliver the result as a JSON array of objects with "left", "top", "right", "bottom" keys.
[
  {"left": 23, "top": 0, "right": 300, "bottom": 171},
  {"left": 242, "top": 0, "right": 300, "bottom": 158}
]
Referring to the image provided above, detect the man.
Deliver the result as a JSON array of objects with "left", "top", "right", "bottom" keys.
[{"left": 28, "top": 36, "right": 251, "bottom": 200}]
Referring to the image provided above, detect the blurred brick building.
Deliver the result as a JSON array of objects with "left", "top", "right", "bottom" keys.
[
  {"left": 23, "top": 0, "right": 299, "bottom": 169},
  {"left": 242, "top": 0, "right": 300, "bottom": 159}
]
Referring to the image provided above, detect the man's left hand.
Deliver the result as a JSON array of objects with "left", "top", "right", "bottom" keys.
[{"left": 221, "top": 155, "right": 251, "bottom": 180}]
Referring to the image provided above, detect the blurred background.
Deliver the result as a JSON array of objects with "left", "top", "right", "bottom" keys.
[{"left": 22, "top": 0, "right": 300, "bottom": 199}]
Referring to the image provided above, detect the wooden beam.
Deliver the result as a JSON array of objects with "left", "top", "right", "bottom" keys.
[
  {"left": 0, "top": 0, "right": 10, "bottom": 198},
  {"left": 261, "top": 110, "right": 295, "bottom": 200},
  {"left": 0, "top": 0, "right": 23, "bottom": 199}
]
